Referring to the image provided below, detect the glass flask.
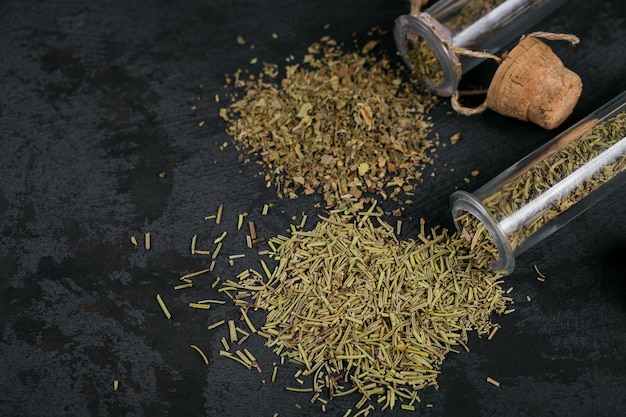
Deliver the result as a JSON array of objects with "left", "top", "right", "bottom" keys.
[
  {"left": 394, "top": 0, "right": 567, "bottom": 96},
  {"left": 450, "top": 91, "right": 626, "bottom": 274}
]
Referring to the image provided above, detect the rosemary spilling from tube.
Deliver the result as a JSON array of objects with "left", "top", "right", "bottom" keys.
[{"left": 228, "top": 201, "right": 511, "bottom": 411}]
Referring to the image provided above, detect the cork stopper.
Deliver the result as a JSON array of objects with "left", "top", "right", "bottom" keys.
[{"left": 486, "top": 36, "right": 582, "bottom": 130}]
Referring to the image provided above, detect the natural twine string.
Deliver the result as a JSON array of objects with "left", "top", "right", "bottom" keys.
[
  {"left": 522, "top": 31, "right": 580, "bottom": 46},
  {"left": 451, "top": 32, "right": 580, "bottom": 116},
  {"left": 451, "top": 91, "right": 488, "bottom": 115},
  {"left": 410, "top": 0, "right": 428, "bottom": 15},
  {"left": 450, "top": 46, "right": 502, "bottom": 64}
]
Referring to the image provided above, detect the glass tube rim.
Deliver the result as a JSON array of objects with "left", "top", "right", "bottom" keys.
[
  {"left": 393, "top": 13, "right": 461, "bottom": 97},
  {"left": 450, "top": 190, "right": 516, "bottom": 274}
]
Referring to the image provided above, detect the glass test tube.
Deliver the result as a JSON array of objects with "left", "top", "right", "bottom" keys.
[
  {"left": 394, "top": 0, "right": 567, "bottom": 96},
  {"left": 450, "top": 91, "right": 626, "bottom": 274}
]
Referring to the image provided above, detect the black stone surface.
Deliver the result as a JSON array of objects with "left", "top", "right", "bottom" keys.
[{"left": 1, "top": 1, "right": 625, "bottom": 416}]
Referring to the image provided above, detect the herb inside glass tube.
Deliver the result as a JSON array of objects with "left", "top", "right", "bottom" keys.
[{"left": 451, "top": 92, "right": 626, "bottom": 274}]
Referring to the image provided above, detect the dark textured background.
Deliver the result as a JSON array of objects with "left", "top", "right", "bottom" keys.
[{"left": 1, "top": 1, "right": 625, "bottom": 416}]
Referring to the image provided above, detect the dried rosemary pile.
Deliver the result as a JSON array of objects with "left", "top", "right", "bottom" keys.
[
  {"left": 229, "top": 201, "right": 510, "bottom": 411},
  {"left": 220, "top": 35, "right": 438, "bottom": 207}
]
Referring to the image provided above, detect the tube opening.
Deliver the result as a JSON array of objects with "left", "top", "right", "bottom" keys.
[
  {"left": 393, "top": 13, "right": 461, "bottom": 97},
  {"left": 450, "top": 190, "right": 516, "bottom": 275}
]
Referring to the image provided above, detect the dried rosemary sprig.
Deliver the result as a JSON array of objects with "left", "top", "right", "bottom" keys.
[
  {"left": 221, "top": 35, "right": 438, "bottom": 207},
  {"left": 228, "top": 202, "right": 510, "bottom": 410}
]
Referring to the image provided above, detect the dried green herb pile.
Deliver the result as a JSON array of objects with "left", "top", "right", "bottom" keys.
[
  {"left": 229, "top": 201, "right": 510, "bottom": 411},
  {"left": 481, "top": 110, "right": 626, "bottom": 252},
  {"left": 220, "top": 37, "right": 438, "bottom": 207}
]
